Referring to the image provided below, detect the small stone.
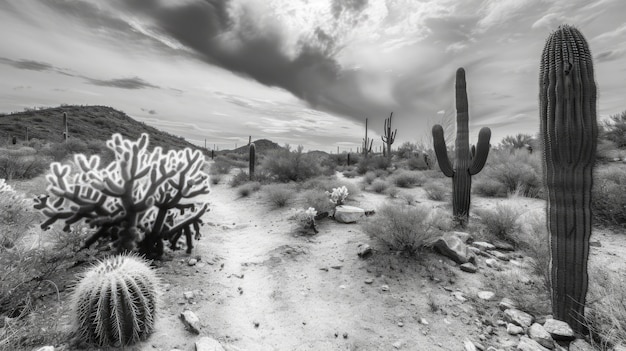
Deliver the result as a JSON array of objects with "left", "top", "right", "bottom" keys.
[
  {"left": 434, "top": 233, "right": 472, "bottom": 264},
  {"left": 397, "top": 322, "right": 404, "bottom": 327},
  {"left": 254, "top": 321, "right": 260, "bottom": 328},
  {"left": 468, "top": 246, "right": 482, "bottom": 255},
  {"left": 420, "top": 318, "right": 429, "bottom": 325},
  {"left": 473, "top": 241, "right": 496, "bottom": 251},
  {"left": 343, "top": 332, "right": 348, "bottom": 339},
  {"left": 485, "top": 258, "right": 499, "bottom": 268},
  {"left": 195, "top": 336, "right": 226, "bottom": 351},
  {"left": 183, "top": 291, "right": 195, "bottom": 300},
  {"left": 180, "top": 310, "right": 201, "bottom": 334},
  {"left": 477, "top": 291, "right": 495, "bottom": 300},
  {"left": 357, "top": 244, "right": 373, "bottom": 258},
  {"left": 188, "top": 258, "right": 198, "bottom": 266},
  {"left": 464, "top": 339, "right": 477, "bottom": 351},
  {"left": 569, "top": 339, "right": 596, "bottom": 351},
  {"left": 381, "top": 285, "right": 390, "bottom": 291},
  {"left": 319, "top": 267, "right": 329, "bottom": 271},
  {"left": 392, "top": 340, "right": 403, "bottom": 349},
  {"left": 507, "top": 323, "right": 524, "bottom": 335},
  {"left": 493, "top": 241, "right": 515, "bottom": 251},
  {"left": 331, "top": 265, "right": 343, "bottom": 270},
  {"left": 528, "top": 323, "right": 554, "bottom": 349},
  {"left": 543, "top": 319, "right": 575, "bottom": 341},
  {"left": 517, "top": 336, "right": 550, "bottom": 351},
  {"left": 34, "top": 347, "right": 54, "bottom": 351},
  {"left": 504, "top": 308, "right": 533, "bottom": 328},
  {"left": 491, "top": 251, "right": 509, "bottom": 261},
  {"left": 460, "top": 263, "right": 478, "bottom": 273},
  {"left": 498, "top": 298, "right": 517, "bottom": 311},
  {"left": 452, "top": 291, "right": 467, "bottom": 302},
  {"left": 364, "top": 278, "right": 374, "bottom": 284}
]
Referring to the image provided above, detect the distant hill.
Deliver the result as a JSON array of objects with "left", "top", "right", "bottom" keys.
[
  {"left": 0, "top": 105, "right": 198, "bottom": 151},
  {"left": 225, "top": 139, "right": 285, "bottom": 154}
]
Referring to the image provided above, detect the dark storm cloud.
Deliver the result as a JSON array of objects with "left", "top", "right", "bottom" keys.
[{"left": 85, "top": 77, "right": 159, "bottom": 90}]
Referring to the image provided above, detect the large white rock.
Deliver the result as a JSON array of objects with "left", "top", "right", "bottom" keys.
[
  {"left": 334, "top": 205, "right": 365, "bottom": 223},
  {"left": 517, "top": 336, "right": 550, "bottom": 351},
  {"left": 543, "top": 319, "right": 575, "bottom": 341},
  {"left": 528, "top": 323, "right": 554, "bottom": 349},
  {"left": 195, "top": 336, "right": 226, "bottom": 351}
]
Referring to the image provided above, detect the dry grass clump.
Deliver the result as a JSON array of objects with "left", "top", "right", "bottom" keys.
[
  {"left": 585, "top": 267, "right": 626, "bottom": 350},
  {"left": 264, "top": 183, "right": 295, "bottom": 208},
  {"left": 237, "top": 181, "right": 262, "bottom": 197},
  {"left": 371, "top": 179, "right": 390, "bottom": 194},
  {"left": 389, "top": 170, "right": 426, "bottom": 188},
  {"left": 476, "top": 201, "right": 524, "bottom": 246},
  {"left": 423, "top": 181, "right": 448, "bottom": 201}
]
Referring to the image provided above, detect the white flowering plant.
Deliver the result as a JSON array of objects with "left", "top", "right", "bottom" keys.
[
  {"left": 0, "top": 178, "right": 14, "bottom": 193},
  {"left": 326, "top": 186, "right": 349, "bottom": 207},
  {"left": 289, "top": 207, "right": 319, "bottom": 234}
]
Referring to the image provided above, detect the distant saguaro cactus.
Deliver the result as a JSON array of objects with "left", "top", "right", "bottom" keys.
[
  {"left": 362, "top": 119, "right": 373, "bottom": 158},
  {"left": 432, "top": 68, "right": 491, "bottom": 227},
  {"left": 71, "top": 254, "right": 158, "bottom": 346},
  {"left": 62, "top": 112, "right": 69, "bottom": 141},
  {"left": 540, "top": 25, "right": 597, "bottom": 333},
  {"left": 381, "top": 112, "right": 397, "bottom": 162},
  {"left": 249, "top": 142, "right": 256, "bottom": 180}
]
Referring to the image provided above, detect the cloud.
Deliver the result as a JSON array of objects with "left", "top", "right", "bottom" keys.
[
  {"left": 0, "top": 57, "right": 55, "bottom": 71},
  {"left": 595, "top": 49, "right": 625, "bottom": 62},
  {"left": 85, "top": 77, "right": 159, "bottom": 90},
  {"left": 331, "top": 0, "right": 369, "bottom": 19}
]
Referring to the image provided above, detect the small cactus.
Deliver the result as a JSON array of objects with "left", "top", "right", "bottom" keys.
[{"left": 71, "top": 254, "right": 159, "bottom": 346}]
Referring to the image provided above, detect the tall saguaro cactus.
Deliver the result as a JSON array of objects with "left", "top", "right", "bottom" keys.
[
  {"left": 381, "top": 112, "right": 397, "bottom": 162},
  {"left": 540, "top": 25, "right": 597, "bottom": 333},
  {"left": 432, "top": 68, "right": 491, "bottom": 227},
  {"left": 249, "top": 142, "right": 256, "bottom": 180},
  {"left": 362, "top": 118, "right": 373, "bottom": 158}
]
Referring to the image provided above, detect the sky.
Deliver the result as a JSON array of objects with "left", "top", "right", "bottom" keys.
[{"left": 0, "top": 0, "right": 625, "bottom": 152}]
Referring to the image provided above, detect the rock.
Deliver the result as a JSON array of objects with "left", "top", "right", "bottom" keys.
[
  {"left": 589, "top": 241, "right": 601, "bottom": 247},
  {"left": 183, "top": 291, "right": 195, "bottom": 300},
  {"left": 613, "top": 343, "right": 626, "bottom": 351},
  {"left": 477, "top": 291, "right": 495, "bottom": 300},
  {"left": 195, "top": 336, "right": 226, "bottom": 351},
  {"left": 504, "top": 308, "right": 533, "bottom": 328},
  {"left": 485, "top": 258, "right": 500, "bottom": 269},
  {"left": 331, "top": 265, "right": 343, "bottom": 269},
  {"left": 420, "top": 318, "right": 429, "bottom": 325},
  {"left": 464, "top": 339, "right": 478, "bottom": 351},
  {"left": 528, "top": 323, "right": 554, "bottom": 349},
  {"left": 357, "top": 244, "right": 373, "bottom": 258},
  {"left": 434, "top": 233, "right": 472, "bottom": 264},
  {"left": 452, "top": 231, "right": 473, "bottom": 243},
  {"left": 392, "top": 340, "right": 403, "bottom": 349},
  {"left": 493, "top": 241, "right": 515, "bottom": 251},
  {"left": 543, "top": 319, "right": 575, "bottom": 341},
  {"left": 468, "top": 246, "right": 482, "bottom": 255},
  {"left": 334, "top": 205, "right": 366, "bottom": 223},
  {"left": 460, "top": 262, "right": 478, "bottom": 273},
  {"left": 473, "top": 241, "right": 496, "bottom": 251},
  {"left": 452, "top": 291, "right": 467, "bottom": 302},
  {"left": 34, "top": 347, "right": 54, "bottom": 351},
  {"left": 381, "top": 285, "right": 390, "bottom": 291},
  {"left": 569, "top": 339, "right": 596, "bottom": 351},
  {"left": 364, "top": 278, "right": 374, "bottom": 284},
  {"left": 517, "top": 336, "right": 550, "bottom": 351},
  {"left": 180, "top": 310, "right": 201, "bottom": 334},
  {"left": 491, "top": 251, "right": 510, "bottom": 261},
  {"left": 188, "top": 258, "right": 198, "bottom": 266},
  {"left": 397, "top": 322, "right": 404, "bottom": 327},
  {"left": 507, "top": 323, "right": 525, "bottom": 335}
]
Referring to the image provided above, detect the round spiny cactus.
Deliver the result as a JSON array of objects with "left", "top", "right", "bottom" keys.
[{"left": 71, "top": 254, "right": 159, "bottom": 346}]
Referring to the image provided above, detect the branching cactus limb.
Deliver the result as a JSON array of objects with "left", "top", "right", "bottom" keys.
[
  {"left": 540, "top": 25, "right": 597, "bottom": 333},
  {"left": 381, "top": 112, "right": 397, "bottom": 161},
  {"left": 432, "top": 68, "right": 491, "bottom": 227}
]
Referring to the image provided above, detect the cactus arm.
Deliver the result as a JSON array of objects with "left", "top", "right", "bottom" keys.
[
  {"left": 468, "top": 127, "right": 492, "bottom": 175},
  {"left": 432, "top": 125, "right": 454, "bottom": 177},
  {"left": 162, "top": 203, "right": 209, "bottom": 238}
]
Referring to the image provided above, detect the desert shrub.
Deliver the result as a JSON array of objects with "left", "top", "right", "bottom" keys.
[
  {"left": 210, "top": 174, "right": 222, "bottom": 185},
  {"left": 584, "top": 268, "right": 626, "bottom": 349},
  {"left": 371, "top": 179, "right": 389, "bottom": 194},
  {"left": 299, "top": 175, "right": 359, "bottom": 202},
  {"left": 261, "top": 146, "right": 328, "bottom": 182},
  {"left": 407, "top": 156, "right": 429, "bottom": 170},
  {"left": 478, "top": 149, "right": 543, "bottom": 198},
  {"left": 0, "top": 152, "right": 51, "bottom": 180},
  {"left": 423, "top": 181, "right": 448, "bottom": 201},
  {"left": 483, "top": 269, "right": 551, "bottom": 317},
  {"left": 473, "top": 178, "right": 508, "bottom": 197},
  {"left": 601, "top": 110, "right": 626, "bottom": 148},
  {"left": 264, "top": 184, "right": 294, "bottom": 208},
  {"left": 390, "top": 170, "right": 425, "bottom": 188},
  {"left": 238, "top": 181, "right": 261, "bottom": 197},
  {"left": 229, "top": 169, "right": 250, "bottom": 187},
  {"left": 40, "top": 138, "right": 92, "bottom": 162},
  {"left": 592, "top": 164, "right": 626, "bottom": 227},
  {"left": 342, "top": 169, "right": 359, "bottom": 178},
  {"left": 0, "top": 189, "right": 36, "bottom": 250},
  {"left": 476, "top": 202, "right": 523, "bottom": 245},
  {"left": 301, "top": 189, "right": 334, "bottom": 215},
  {"left": 362, "top": 203, "right": 449, "bottom": 255},
  {"left": 362, "top": 171, "right": 378, "bottom": 185},
  {"left": 210, "top": 156, "right": 234, "bottom": 175},
  {"left": 401, "top": 192, "right": 416, "bottom": 205},
  {"left": 386, "top": 186, "right": 399, "bottom": 198},
  {"left": 356, "top": 156, "right": 390, "bottom": 175}
]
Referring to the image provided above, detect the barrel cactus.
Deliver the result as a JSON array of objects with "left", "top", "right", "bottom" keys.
[
  {"left": 71, "top": 254, "right": 159, "bottom": 346},
  {"left": 540, "top": 25, "right": 597, "bottom": 333},
  {"left": 432, "top": 68, "right": 491, "bottom": 227}
]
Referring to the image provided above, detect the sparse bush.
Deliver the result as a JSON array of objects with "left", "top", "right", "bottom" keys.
[
  {"left": 210, "top": 174, "right": 222, "bottom": 185},
  {"left": 363, "top": 171, "right": 378, "bottom": 185},
  {"left": 238, "top": 181, "right": 262, "bottom": 197},
  {"left": 423, "top": 181, "right": 448, "bottom": 201},
  {"left": 473, "top": 178, "right": 508, "bottom": 197},
  {"left": 210, "top": 156, "right": 233, "bottom": 175},
  {"left": 371, "top": 179, "right": 389, "bottom": 194},
  {"left": 260, "top": 146, "right": 329, "bottom": 182},
  {"left": 400, "top": 192, "right": 416, "bottom": 205},
  {"left": 584, "top": 268, "right": 626, "bottom": 349},
  {"left": 230, "top": 169, "right": 249, "bottom": 187},
  {"left": 390, "top": 170, "right": 425, "bottom": 188},
  {"left": 0, "top": 150, "right": 51, "bottom": 180},
  {"left": 264, "top": 184, "right": 294, "bottom": 208},
  {"left": 407, "top": 156, "right": 429, "bottom": 170},
  {"left": 356, "top": 156, "right": 390, "bottom": 175},
  {"left": 476, "top": 202, "right": 523, "bottom": 245},
  {"left": 483, "top": 269, "right": 551, "bottom": 317},
  {"left": 478, "top": 149, "right": 543, "bottom": 198},
  {"left": 299, "top": 175, "right": 359, "bottom": 202},
  {"left": 362, "top": 203, "right": 448, "bottom": 255},
  {"left": 301, "top": 189, "right": 334, "bottom": 215},
  {"left": 386, "top": 186, "right": 399, "bottom": 198},
  {"left": 592, "top": 164, "right": 626, "bottom": 227},
  {"left": 342, "top": 169, "right": 359, "bottom": 178}
]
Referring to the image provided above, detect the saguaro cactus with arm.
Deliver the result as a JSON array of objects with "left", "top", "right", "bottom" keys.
[
  {"left": 362, "top": 119, "right": 373, "bottom": 158},
  {"left": 432, "top": 68, "right": 491, "bottom": 227},
  {"left": 381, "top": 112, "right": 396, "bottom": 162},
  {"left": 540, "top": 25, "right": 597, "bottom": 333}
]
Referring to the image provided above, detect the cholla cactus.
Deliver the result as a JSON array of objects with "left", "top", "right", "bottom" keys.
[
  {"left": 34, "top": 133, "right": 210, "bottom": 257},
  {"left": 71, "top": 254, "right": 158, "bottom": 346},
  {"left": 326, "top": 186, "right": 349, "bottom": 206},
  {"left": 290, "top": 207, "right": 319, "bottom": 234},
  {"left": 0, "top": 178, "right": 13, "bottom": 193}
]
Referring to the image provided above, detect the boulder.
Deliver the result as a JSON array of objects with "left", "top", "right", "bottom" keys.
[
  {"left": 334, "top": 205, "right": 365, "bottom": 223},
  {"left": 517, "top": 336, "right": 550, "bottom": 351},
  {"left": 543, "top": 319, "right": 575, "bottom": 341},
  {"left": 460, "top": 262, "right": 478, "bottom": 273},
  {"left": 569, "top": 339, "right": 596, "bottom": 351},
  {"left": 498, "top": 298, "right": 517, "bottom": 311},
  {"left": 472, "top": 241, "right": 496, "bottom": 251},
  {"left": 528, "top": 323, "right": 554, "bottom": 349},
  {"left": 507, "top": 323, "right": 525, "bottom": 335},
  {"left": 180, "top": 310, "right": 201, "bottom": 334},
  {"left": 491, "top": 251, "right": 510, "bottom": 261},
  {"left": 357, "top": 244, "right": 373, "bottom": 258},
  {"left": 477, "top": 291, "right": 495, "bottom": 300},
  {"left": 504, "top": 308, "right": 533, "bottom": 328},
  {"left": 434, "top": 233, "right": 472, "bottom": 264},
  {"left": 195, "top": 336, "right": 226, "bottom": 351}
]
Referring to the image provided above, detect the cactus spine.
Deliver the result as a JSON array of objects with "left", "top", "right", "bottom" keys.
[
  {"left": 62, "top": 112, "right": 69, "bottom": 141},
  {"left": 381, "top": 112, "right": 397, "bottom": 162},
  {"left": 432, "top": 68, "right": 491, "bottom": 227},
  {"left": 362, "top": 119, "right": 373, "bottom": 158},
  {"left": 249, "top": 142, "right": 256, "bottom": 180},
  {"left": 540, "top": 25, "right": 597, "bottom": 333},
  {"left": 71, "top": 254, "right": 158, "bottom": 346}
]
